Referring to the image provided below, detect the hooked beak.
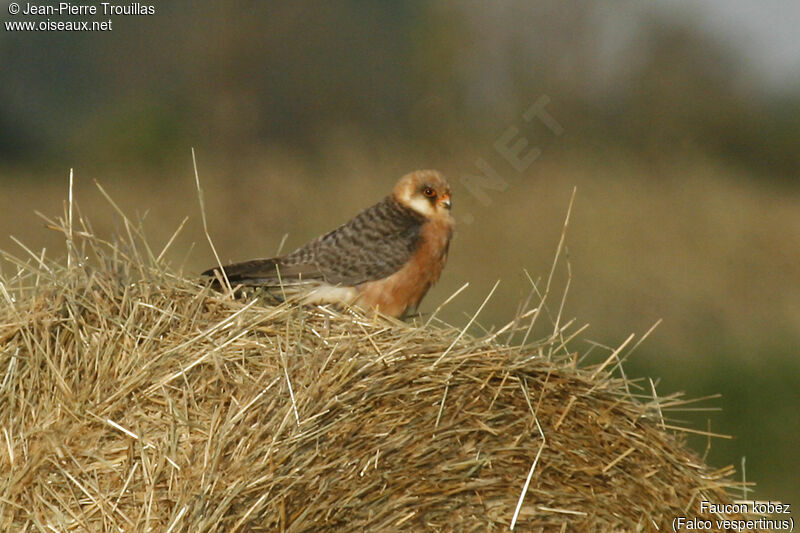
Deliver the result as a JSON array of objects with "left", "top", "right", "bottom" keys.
[{"left": 438, "top": 193, "right": 452, "bottom": 210}]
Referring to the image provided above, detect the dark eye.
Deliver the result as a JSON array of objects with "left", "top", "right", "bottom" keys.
[{"left": 422, "top": 187, "right": 436, "bottom": 198}]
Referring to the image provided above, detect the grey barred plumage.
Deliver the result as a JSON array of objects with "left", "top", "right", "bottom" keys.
[{"left": 217, "top": 196, "right": 425, "bottom": 286}]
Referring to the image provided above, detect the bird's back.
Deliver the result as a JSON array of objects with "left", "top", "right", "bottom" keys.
[{"left": 204, "top": 195, "right": 425, "bottom": 288}]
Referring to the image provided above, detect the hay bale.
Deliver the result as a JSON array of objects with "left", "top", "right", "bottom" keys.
[{"left": 0, "top": 209, "right": 756, "bottom": 531}]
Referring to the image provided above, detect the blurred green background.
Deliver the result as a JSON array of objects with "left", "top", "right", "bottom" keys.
[{"left": 2, "top": 1, "right": 798, "bottom": 505}]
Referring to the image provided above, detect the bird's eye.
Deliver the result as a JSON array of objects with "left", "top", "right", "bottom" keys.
[{"left": 422, "top": 187, "right": 436, "bottom": 198}]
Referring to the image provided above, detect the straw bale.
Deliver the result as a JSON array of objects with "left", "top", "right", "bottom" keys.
[{"left": 0, "top": 207, "right": 759, "bottom": 532}]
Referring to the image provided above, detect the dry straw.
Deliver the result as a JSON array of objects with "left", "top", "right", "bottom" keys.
[{"left": 0, "top": 182, "right": 756, "bottom": 531}]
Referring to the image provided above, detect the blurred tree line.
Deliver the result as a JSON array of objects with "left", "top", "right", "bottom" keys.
[{"left": 1, "top": 1, "right": 799, "bottom": 180}]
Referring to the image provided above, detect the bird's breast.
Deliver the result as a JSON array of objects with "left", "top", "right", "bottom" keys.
[{"left": 355, "top": 216, "right": 453, "bottom": 317}]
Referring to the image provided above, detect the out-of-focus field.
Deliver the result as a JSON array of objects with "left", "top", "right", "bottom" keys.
[{"left": 2, "top": 146, "right": 798, "bottom": 502}]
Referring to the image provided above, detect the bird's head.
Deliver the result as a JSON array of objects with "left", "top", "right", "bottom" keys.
[{"left": 393, "top": 170, "right": 452, "bottom": 219}]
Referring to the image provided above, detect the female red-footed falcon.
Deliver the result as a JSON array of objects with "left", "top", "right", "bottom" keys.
[{"left": 203, "top": 170, "right": 454, "bottom": 318}]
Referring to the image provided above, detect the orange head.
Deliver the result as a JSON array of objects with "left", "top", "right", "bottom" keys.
[{"left": 392, "top": 170, "right": 452, "bottom": 220}]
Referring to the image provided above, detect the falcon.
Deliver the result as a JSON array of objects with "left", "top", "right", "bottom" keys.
[{"left": 202, "top": 170, "right": 454, "bottom": 318}]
